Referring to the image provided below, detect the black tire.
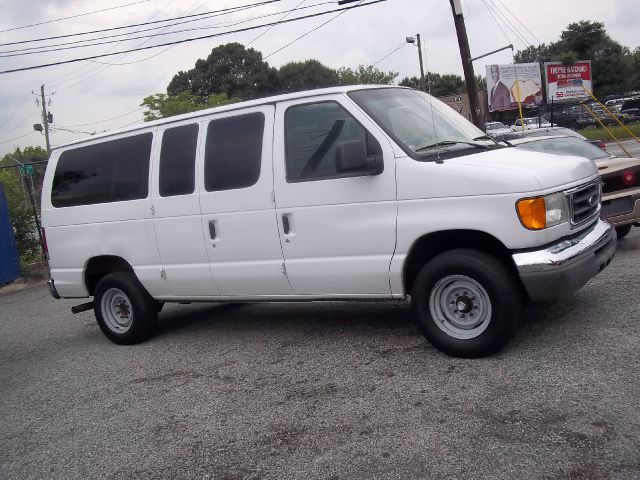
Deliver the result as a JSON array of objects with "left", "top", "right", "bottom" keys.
[
  {"left": 616, "top": 224, "right": 632, "bottom": 239},
  {"left": 93, "top": 272, "right": 158, "bottom": 345},
  {"left": 411, "top": 249, "right": 522, "bottom": 358}
]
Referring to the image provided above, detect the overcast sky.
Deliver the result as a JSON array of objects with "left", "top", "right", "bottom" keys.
[{"left": 1, "top": 0, "right": 638, "bottom": 156}]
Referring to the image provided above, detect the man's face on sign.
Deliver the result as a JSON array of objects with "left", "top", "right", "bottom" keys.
[{"left": 491, "top": 66, "right": 499, "bottom": 83}]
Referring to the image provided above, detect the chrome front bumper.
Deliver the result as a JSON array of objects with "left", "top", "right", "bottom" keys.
[{"left": 512, "top": 219, "right": 616, "bottom": 301}]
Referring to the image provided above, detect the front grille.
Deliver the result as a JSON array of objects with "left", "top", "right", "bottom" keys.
[{"left": 567, "top": 181, "right": 601, "bottom": 226}]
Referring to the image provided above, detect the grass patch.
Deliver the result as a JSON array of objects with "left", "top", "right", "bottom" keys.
[{"left": 578, "top": 122, "right": 640, "bottom": 141}]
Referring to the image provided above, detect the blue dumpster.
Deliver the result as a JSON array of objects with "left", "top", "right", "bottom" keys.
[{"left": 0, "top": 182, "right": 21, "bottom": 284}]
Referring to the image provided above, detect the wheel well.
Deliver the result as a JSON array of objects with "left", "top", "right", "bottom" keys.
[
  {"left": 85, "top": 256, "right": 135, "bottom": 296},
  {"left": 403, "top": 230, "right": 521, "bottom": 294}
]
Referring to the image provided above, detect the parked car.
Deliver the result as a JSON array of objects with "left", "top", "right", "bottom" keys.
[
  {"left": 621, "top": 99, "right": 640, "bottom": 121},
  {"left": 484, "top": 121, "right": 512, "bottom": 138},
  {"left": 515, "top": 126, "right": 607, "bottom": 151},
  {"left": 41, "top": 86, "right": 616, "bottom": 357},
  {"left": 511, "top": 134, "right": 640, "bottom": 238},
  {"left": 512, "top": 117, "right": 552, "bottom": 131}
]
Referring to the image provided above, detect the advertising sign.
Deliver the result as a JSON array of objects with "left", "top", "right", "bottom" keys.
[
  {"left": 486, "top": 63, "right": 543, "bottom": 112},
  {"left": 544, "top": 61, "right": 592, "bottom": 101}
]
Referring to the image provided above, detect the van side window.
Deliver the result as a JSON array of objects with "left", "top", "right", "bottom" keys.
[
  {"left": 159, "top": 124, "right": 198, "bottom": 197},
  {"left": 285, "top": 101, "right": 382, "bottom": 182},
  {"left": 204, "top": 112, "right": 264, "bottom": 191},
  {"left": 51, "top": 133, "right": 152, "bottom": 208}
]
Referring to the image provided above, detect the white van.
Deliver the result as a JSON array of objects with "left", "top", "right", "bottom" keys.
[{"left": 42, "top": 86, "right": 616, "bottom": 357}]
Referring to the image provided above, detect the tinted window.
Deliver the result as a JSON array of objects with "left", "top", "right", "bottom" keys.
[
  {"left": 204, "top": 112, "right": 264, "bottom": 191},
  {"left": 52, "top": 133, "right": 152, "bottom": 208},
  {"left": 285, "top": 102, "right": 381, "bottom": 181},
  {"left": 159, "top": 124, "right": 198, "bottom": 197}
]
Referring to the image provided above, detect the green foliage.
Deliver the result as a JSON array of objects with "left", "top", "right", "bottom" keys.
[
  {"left": 514, "top": 20, "right": 637, "bottom": 97},
  {"left": 167, "top": 43, "right": 280, "bottom": 100},
  {"left": 0, "top": 147, "right": 47, "bottom": 262},
  {"left": 578, "top": 123, "right": 640, "bottom": 141},
  {"left": 336, "top": 65, "right": 397, "bottom": 85},
  {"left": 279, "top": 60, "right": 339, "bottom": 94},
  {"left": 141, "top": 91, "right": 239, "bottom": 121},
  {"left": 399, "top": 73, "right": 485, "bottom": 97}
]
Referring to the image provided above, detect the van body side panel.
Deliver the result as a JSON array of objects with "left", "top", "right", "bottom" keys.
[
  {"left": 41, "top": 129, "right": 168, "bottom": 299},
  {"left": 272, "top": 94, "right": 398, "bottom": 296},
  {"left": 151, "top": 120, "right": 220, "bottom": 297},
  {"left": 198, "top": 105, "right": 292, "bottom": 296},
  {"left": 43, "top": 202, "right": 167, "bottom": 298}
]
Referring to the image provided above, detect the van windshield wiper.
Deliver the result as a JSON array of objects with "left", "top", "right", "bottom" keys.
[
  {"left": 473, "top": 134, "right": 513, "bottom": 147},
  {"left": 415, "top": 140, "right": 490, "bottom": 152}
]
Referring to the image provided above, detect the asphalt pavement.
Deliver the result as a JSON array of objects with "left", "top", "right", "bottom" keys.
[{"left": 1, "top": 228, "right": 640, "bottom": 480}]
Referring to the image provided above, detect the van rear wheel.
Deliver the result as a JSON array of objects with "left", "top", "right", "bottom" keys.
[
  {"left": 94, "top": 272, "right": 158, "bottom": 345},
  {"left": 616, "top": 224, "right": 632, "bottom": 239},
  {"left": 411, "top": 249, "right": 522, "bottom": 358}
]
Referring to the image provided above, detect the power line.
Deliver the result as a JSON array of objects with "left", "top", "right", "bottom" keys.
[
  {"left": 0, "top": 92, "right": 32, "bottom": 130},
  {"left": 0, "top": 0, "right": 386, "bottom": 75},
  {"left": 492, "top": 0, "right": 541, "bottom": 45},
  {"left": 264, "top": 0, "right": 365, "bottom": 59},
  {"left": 370, "top": 41, "right": 406, "bottom": 67},
  {"left": 0, "top": 131, "right": 35, "bottom": 146},
  {"left": 0, "top": 1, "right": 335, "bottom": 57},
  {"left": 478, "top": 0, "right": 512, "bottom": 47},
  {"left": 0, "top": 0, "right": 154, "bottom": 33},
  {"left": 481, "top": 0, "right": 529, "bottom": 49},
  {"left": 51, "top": 0, "right": 183, "bottom": 91},
  {"left": 1, "top": 0, "right": 282, "bottom": 47},
  {"left": 247, "top": 0, "right": 307, "bottom": 46}
]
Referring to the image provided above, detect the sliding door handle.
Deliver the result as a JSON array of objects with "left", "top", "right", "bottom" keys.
[
  {"left": 282, "top": 214, "right": 291, "bottom": 235},
  {"left": 208, "top": 220, "right": 217, "bottom": 240}
]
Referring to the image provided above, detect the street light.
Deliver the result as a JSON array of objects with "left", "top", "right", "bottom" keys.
[{"left": 406, "top": 34, "right": 426, "bottom": 93}]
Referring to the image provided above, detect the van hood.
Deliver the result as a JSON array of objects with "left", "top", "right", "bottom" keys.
[{"left": 445, "top": 146, "right": 597, "bottom": 190}]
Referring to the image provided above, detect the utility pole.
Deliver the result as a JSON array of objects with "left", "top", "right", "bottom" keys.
[
  {"left": 448, "top": 0, "right": 482, "bottom": 128},
  {"left": 40, "top": 85, "right": 51, "bottom": 154},
  {"left": 16, "top": 149, "right": 46, "bottom": 260},
  {"left": 406, "top": 34, "right": 426, "bottom": 92}
]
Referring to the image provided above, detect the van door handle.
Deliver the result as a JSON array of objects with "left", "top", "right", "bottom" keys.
[
  {"left": 282, "top": 214, "right": 291, "bottom": 235},
  {"left": 208, "top": 220, "right": 217, "bottom": 240}
]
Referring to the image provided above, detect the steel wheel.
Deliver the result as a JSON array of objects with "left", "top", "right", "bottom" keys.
[
  {"left": 428, "top": 274, "right": 492, "bottom": 340},
  {"left": 100, "top": 287, "right": 134, "bottom": 334}
]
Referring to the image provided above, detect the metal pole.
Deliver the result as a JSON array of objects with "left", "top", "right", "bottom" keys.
[
  {"left": 17, "top": 149, "right": 46, "bottom": 260},
  {"left": 449, "top": 0, "right": 482, "bottom": 128},
  {"left": 416, "top": 33, "right": 426, "bottom": 92},
  {"left": 40, "top": 85, "right": 51, "bottom": 154}
]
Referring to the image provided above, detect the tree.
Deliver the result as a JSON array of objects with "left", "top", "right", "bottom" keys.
[
  {"left": 336, "top": 65, "right": 397, "bottom": 85},
  {"left": 0, "top": 147, "right": 47, "bottom": 262},
  {"left": 278, "top": 60, "right": 339, "bottom": 94},
  {"left": 399, "top": 73, "right": 485, "bottom": 97},
  {"left": 141, "top": 91, "right": 239, "bottom": 121},
  {"left": 515, "top": 21, "right": 636, "bottom": 97},
  {"left": 167, "top": 43, "right": 280, "bottom": 100}
]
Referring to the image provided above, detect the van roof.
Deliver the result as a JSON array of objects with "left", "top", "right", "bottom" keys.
[{"left": 53, "top": 84, "right": 403, "bottom": 151}]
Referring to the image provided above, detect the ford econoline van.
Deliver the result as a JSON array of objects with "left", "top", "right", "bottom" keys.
[{"left": 42, "top": 86, "right": 616, "bottom": 357}]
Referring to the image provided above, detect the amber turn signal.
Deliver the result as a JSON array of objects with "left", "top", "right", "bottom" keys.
[{"left": 516, "top": 197, "right": 546, "bottom": 230}]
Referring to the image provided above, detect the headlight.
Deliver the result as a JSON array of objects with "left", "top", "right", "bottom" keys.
[{"left": 516, "top": 192, "right": 569, "bottom": 230}]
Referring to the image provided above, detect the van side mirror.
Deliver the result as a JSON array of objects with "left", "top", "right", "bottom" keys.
[{"left": 335, "top": 140, "right": 382, "bottom": 175}]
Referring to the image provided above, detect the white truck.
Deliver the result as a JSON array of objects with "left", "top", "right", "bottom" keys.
[{"left": 42, "top": 86, "right": 616, "bottom": 357}]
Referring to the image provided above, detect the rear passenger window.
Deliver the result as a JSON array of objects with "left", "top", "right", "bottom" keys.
[
  {"left": 159, "top": 124, "right": 198, "bottom": 197},
  {"left": 204, "top": 112, "right": 264, "bottom": 191},
  {"left": 52, "top": 133, "right": 152, "bottom": 208}
]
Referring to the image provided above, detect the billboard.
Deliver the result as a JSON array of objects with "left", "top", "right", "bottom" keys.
[
  {"left": 544, "top": 61, "right": 592, "bottom": 101},
  {"left": 486, "top": 63, "right": 543, "bottom": 112}
]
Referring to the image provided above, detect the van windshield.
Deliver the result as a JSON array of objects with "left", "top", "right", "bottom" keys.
[{"left": 348, "top": 88, "right": 495, "bottom": 158}]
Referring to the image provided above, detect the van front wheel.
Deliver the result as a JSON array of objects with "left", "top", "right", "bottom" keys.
[
  {"left": 411, "top": 249, "right": 522, "bottom": 358},
  {"left": 94, "top": 272, "right": 158, "bottom": 345}
]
